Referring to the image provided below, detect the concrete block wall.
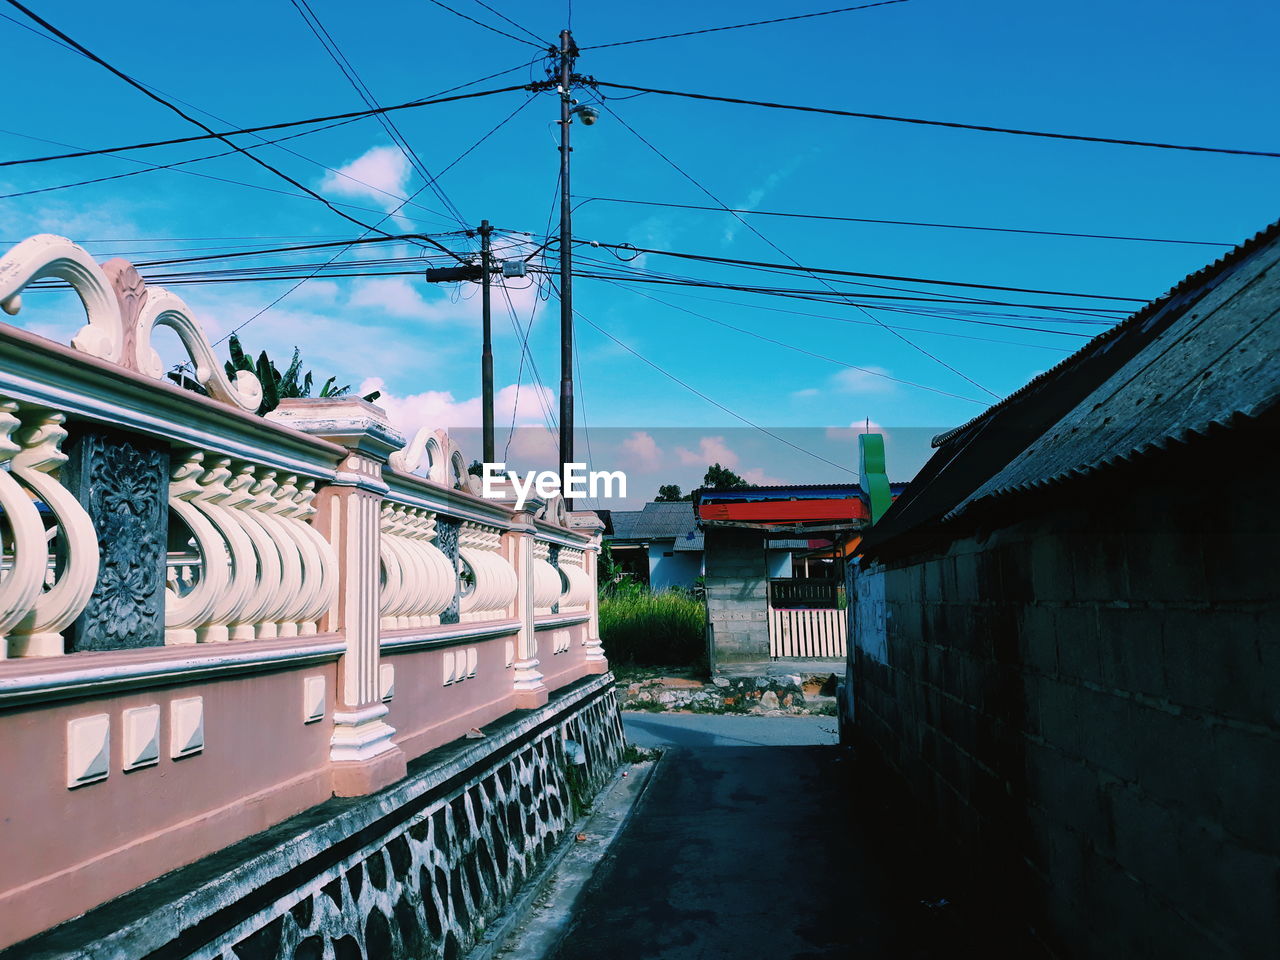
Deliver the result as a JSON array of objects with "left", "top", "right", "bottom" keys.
[
  {"left": 853, "top": 452, "right": 1280, "bottom": 958},
  {"left": 704, "top": 528, "right": 770, "bottom": 667}
]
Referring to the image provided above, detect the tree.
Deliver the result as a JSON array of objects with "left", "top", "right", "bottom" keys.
[
  {"left": 222, "top": 334, "right": 380, "bottom": 415},
  {"left": 654, "top": 483, "right": 690, "bottom": 502},
  {"left": 702, "top": 462, "right": 754, "bottom": 491},
  {"left": 467, "top": 459, "right": 485, "bottom": 477}
]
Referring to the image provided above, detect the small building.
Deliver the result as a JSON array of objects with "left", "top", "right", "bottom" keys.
[
  {"left": 696, "top": 483, "right": 904, "bottom": 672},
  {"left": 847, "top": 220, "right": 1280, "bottom": 956},
  {"left": 601, "top": 501, "right": 705, "bottom": 589}
]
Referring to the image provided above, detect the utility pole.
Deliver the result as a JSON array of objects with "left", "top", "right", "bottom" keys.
[
  {"left": 557, "top": 28, "right": 577, "bottom": 499},
  {"left": 480, "top": 219, "right": 494, "bottom": 464}
]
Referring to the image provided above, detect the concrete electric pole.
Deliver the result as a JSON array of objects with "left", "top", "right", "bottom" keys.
[{"left": 557, "top": 28, "right": 578, "bottom": 491}]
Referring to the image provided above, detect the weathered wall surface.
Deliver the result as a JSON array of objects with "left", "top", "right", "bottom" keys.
[
  {"left": 852, "top": 454, "right": 1279, "bottom": 958},
  {"left": 705, "top": 528, "right": 769, "bottom": 667},
  {"left": 3, "top": 674, "right": 623, "bottom": 960}
]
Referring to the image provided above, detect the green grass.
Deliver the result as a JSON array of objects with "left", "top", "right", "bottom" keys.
[{"left": 599, "top": 586, "right": 706, "bottom": 668}]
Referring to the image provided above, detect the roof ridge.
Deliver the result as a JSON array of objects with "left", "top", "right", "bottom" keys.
[{"left": 930, "top": 215, "right": 1280, "bottom": 449}]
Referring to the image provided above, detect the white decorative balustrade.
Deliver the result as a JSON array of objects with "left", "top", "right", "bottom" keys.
[
  {"left": 379, "top": 503, "right": 454, "bottom": 629},
  {"left": 1, "top": 400, "right": 99, "bottom": 658},
  {"left": 557, "top": 547, "right": 593, "bottom": 611},
  {"left": 458, "top": 520, "right": 517, "bottom": 623},
  {"left": 0, "top": 229, "right": 605, "bottom": 681},
  {"left": 531, "top": 540, "right": 562, "bottom": 615},
  {"left": 0, "top": 231, "right": 612, "bottom": 951},
  {"left": 164, "top": 454, "right": 336, "bottom": 644}
]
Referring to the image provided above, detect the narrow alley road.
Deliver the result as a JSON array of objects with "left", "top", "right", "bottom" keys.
[{"left": 543, "top": 713, "right": 966, "bottom": 960}]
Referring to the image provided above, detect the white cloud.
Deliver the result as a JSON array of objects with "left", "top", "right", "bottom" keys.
[
  {"left": 832, "top": 366, "right": 895, "bottom": 394},
  {"left": 320, "top": 145, "right": 410, "bottom": 208},
  {"left": 349, "top": 277, "right": 444, "bottom": 320},
  {"left": 675, "top": 435, "right": 738, "bottom": 468},
  {"left": 826, "top": 419, "right": 892, "bottom": 448},
  {"left": 741, "top": 467, "right": 785, "bottom": 486},
  {"left": 362, "top": 377, "right": 554, "bottom": 436},
  {"left": 618, "top": 431, "right": 663, "bottom": 472},
  {"left": 791, "top": 387, "right": 820, "bottom": 399}
]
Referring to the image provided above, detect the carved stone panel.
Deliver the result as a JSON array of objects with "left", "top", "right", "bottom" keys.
[
  {"left": 548, "top": 543, "right": 561, "bottom": 615},
  {"left": 435, "top": 518, "right": 460, "bottom": 625},
  {"left": 63, "top": 429, "right": 168, "bottom": 651}
]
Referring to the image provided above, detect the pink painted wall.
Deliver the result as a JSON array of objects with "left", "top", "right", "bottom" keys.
[
  {"left": 537, "top": 619, "right": 591, "bottom": 691},
  {"left": 0, "top": 656, "right": 337, "bottom": 949},
  {"left": 385, "top": 633, "right": 518, "bottom": 763}
]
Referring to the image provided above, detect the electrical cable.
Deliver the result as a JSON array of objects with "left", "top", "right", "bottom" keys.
[
  {"left": 549, "top": 283, "right": 860, "bottom": 477},
  {"left": 290, "top": 0, "right": 470, "bottom": 229},
  {"left": 630, "top": 284, "right": 1074, "bottom": 352},
  {"left": 0, "top": 112, "right": 368, "bottom": 202},
  {"left": 582, "top": 240, "right": 1145, "bottom": 302},
  {"left": 467, "top": 0, "right": 548, "bottom": 46},
  {"left": 582, "top": 1, "right": 907, "bottom": 50},
  {"left": 592, "top": 275, "right": 1000, "bottom": 403},
  {"left": 205, "top": 95, "right": 537, "bottom": 349},
  {"left": 5, "top": 0, "right": 478, "bottom": 261},
  {"left": 572, "top": 196, "right": 1235, "bottom": 248},
  {"left": 597, "top": 102, "right": 1003, "bottom": 398},
  {"left": 499, "top": 279, "right": 560, "bottom": 442},
  {"left": 422, "top": 0, "right": 546, "bottom": 48},
  {"left": 587, "top": 80, "right": 1280, "bottom": 159},
  {"left": 0, "top": 83, "right": 528, "bottom": 168},
  {"left": 0, "top": 124, "right": 459, "bottom": 229}
]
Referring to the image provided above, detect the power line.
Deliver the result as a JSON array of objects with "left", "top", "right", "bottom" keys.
[
  {"left": 581, "top": 240, "right": 1146, "bottom": 302},
  {"left": 4, "top": 0, "right": 468, "bottom": 257},
  {"left": 0, "top": 125, "right": 464, "bottom": 230},
  {"left": 587, "top": 80, "right": 1280, "bottom": 159},
  {"left": 627, "top": 284, "right": 1074, "bottom": 352},
  {"left": 204, "top": 94, "right": 537, "bottom": 348},
  {"left": 593, "top": 276, "right": 990, "bottom": 404},
  {"left": 290, "top": 0, "right": 469, "bottom": 229},
  {"left": 573, "top": 196, "right": 1236, "bottom": 248},
  {"left": 422, "top": 0, "right": 546, "bottom": 48},
  {"left": 467, "top": 0, "right": 548, "bottom": 46},
  {"left": 552, "top": 287, "right": 860, "bottom": 477},
  {"left": 499, "top": 279, "right": 560, "bottom": 442},
  {"left": 581, "top": 1, "right": 908, "bottom": 50},
  {"left": 0, "top": 83, "right": 528, "bottom": 168},
  {"left": 0, "top": 112, "right": 370, "bottom": 202},
  {"left": 598, "top": 101, "right": 1003, "bottom": 398}
]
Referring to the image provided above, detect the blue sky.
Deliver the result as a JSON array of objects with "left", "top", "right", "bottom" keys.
[{"left": 3, "top": 0, "right": 1278, "bottom": 490}]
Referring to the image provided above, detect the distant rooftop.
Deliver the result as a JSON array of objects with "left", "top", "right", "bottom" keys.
[{"left": 604, "top": 501, "right": 701, "bottom": 546}]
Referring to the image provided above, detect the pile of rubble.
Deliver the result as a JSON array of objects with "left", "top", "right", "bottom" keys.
[{"left": 619, "top": 673, "right": 837, "bottom": 716}]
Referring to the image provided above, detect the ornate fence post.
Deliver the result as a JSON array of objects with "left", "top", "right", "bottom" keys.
[
  {"left": 569, "top": 512, "right": 608, "bottom": 672},
  {"left": 508, "top": 507, "right": 548, "bottom": 708},
  {"left": 269, "top": 398, "right": 407, "bottom": 796}
]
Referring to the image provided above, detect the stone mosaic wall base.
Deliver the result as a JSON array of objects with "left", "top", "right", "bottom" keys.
[{"left": 5, "top": 674, "right": 623, "bottom": 960}]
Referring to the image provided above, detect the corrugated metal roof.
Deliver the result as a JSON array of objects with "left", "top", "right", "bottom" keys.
[
  {"left": 604, "top": 501, "right": 701, "bottom": 544},
  {"left": 951, "top": 233, "right": 1280, "bottom": 516},
  {"left": 860, "top": 216, "right": 1280, "bottom": 558},
  {"left": 605, "top": 510, "right": 644, "bottom": 540},
  {"left": 672, "top": 529, "right": 705, "bottom": 552}
]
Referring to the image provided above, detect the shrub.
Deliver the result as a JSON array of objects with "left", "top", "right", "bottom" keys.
[{"left": 599, "top": 587, "right": 705, "bottom": 668}]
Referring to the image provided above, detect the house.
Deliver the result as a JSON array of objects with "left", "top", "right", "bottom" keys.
[
  {"left": 696, "top": 482, "right": 904, "bottom": 671},
  {"left": 601, "top": 501, "right": 705, "bottom": 589},
  {"left": 845, "top": 220, "right": 1280, "bottom": 956}
]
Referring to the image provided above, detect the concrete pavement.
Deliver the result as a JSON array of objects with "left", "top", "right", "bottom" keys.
[
  {"left": 622, "top": 711, "right": 839, "bottom": 748},
  {"left": 541, "top": 713, "right": 971, "bottom": 960}
]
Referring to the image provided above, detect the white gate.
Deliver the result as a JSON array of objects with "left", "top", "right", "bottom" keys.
[{"left": 767, "top": 607, "right": 847, "bottom": 658}]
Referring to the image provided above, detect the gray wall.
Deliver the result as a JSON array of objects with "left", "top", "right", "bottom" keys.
[
  {"left": 705, "top": 528, "right": 769, "bottom": 668},
  {"left": 852, "top": 443, "right": 1279, "bottom": 958}
]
